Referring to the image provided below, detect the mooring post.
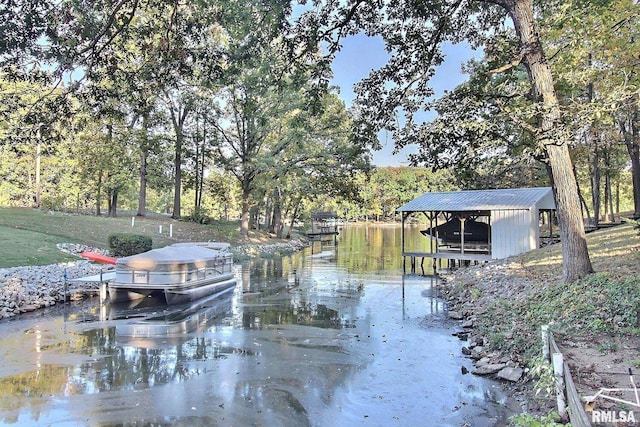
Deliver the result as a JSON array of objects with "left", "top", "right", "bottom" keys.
[
  {"left": 98, "top": 269, "right": 107, "bottom": 304},
  {"left": 63, "top": 268, "right": 68, "bottom": 302}
]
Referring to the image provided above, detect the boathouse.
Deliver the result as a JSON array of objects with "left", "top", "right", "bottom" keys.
[
  {"left": 396, "top": 187, "right": 556, "bottom": 269},
  {"left": 306, "top": 211, "right": 339, "bottom": 239}
]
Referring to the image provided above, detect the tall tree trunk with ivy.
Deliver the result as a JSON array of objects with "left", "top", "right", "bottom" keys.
[{"left": 502, "top": 0, "right": 593, "bottom": 282}]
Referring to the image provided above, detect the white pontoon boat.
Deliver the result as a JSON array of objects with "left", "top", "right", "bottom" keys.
[{"left": 108, "top": 242, "right": 235, "bottom": 305}]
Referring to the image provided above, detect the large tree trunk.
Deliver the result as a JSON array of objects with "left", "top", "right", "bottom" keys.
[
  {"left": 95, "top": 173, "right": 103, "bottom": 216},
  {"left": 136, "top": 114, "right": 151, "bottom": 217},
  {"left": 286, "top": 197, "right": 302, "bottom": 239},
  {"left": 241, "top": 184, "right": 251, "bottom": 236},
  {"left": 34, "top": 141, "right": 41, "bottom": 208},
  {"left": 506, "top": 0, "right": 593, "bottom": 282},
  {"left": 272, "top": 187, "right": 283, "bottom": 238},
  {"left": 591, "top": 141, "right": 600, "bottom": 226},
  {"left": 137, "top": 147, "right": 148, "bottom": 217},
  {"left": 172, "top": 131, "right": 182, "bottom": 219},
  {"left": 166, "top": 96, "right": 192, "bottom": 220},
  {"left": 108, "top": 189, "right": 118, "bottom": 218},
  {"left": 194, "top": 141, "right": 200, "bottom": 211},
  {"left": 621, "top": 114, "right": 640, "bottom": 219},
  {"left": 603, "top": 150, "right": 613, "bottom": 222}
]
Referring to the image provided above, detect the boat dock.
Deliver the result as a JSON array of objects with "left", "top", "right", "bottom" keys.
[
  {"left": 402, "top": 250, "right": 492, "bottom": 274},
  {"left": 305, "top": 211, "right": 340, "bottom": 241}
]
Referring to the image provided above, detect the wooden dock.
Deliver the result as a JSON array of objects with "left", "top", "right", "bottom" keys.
[{"left": 402, "top": 251, "right": 492, "bottom": 273}]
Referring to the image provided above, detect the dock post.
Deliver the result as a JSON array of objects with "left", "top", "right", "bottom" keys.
[
  {"left": 99, "top": 283, "right": 108, "bottom": 304},
  {"left": 63, "top": 268, "right": 68, "bottom": 302}
]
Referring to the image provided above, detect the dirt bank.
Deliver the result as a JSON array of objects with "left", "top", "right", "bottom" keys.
[{"left": 438, "top": 224, "right": 640, "bottom": 423}]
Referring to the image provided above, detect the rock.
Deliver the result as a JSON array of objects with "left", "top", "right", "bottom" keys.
[
  {"left": 453, "top": 331, "right": 468, "bottom": 341},
  {"left": 448, "top": 310, "right": 464, "bottom": 320},
  {"left": 475, "top": 356, "right": 492, "bottom": 367},
  {"left": 461, "top": 366, "right": 469, "bottom": 375},
  {"left": 471, "top": 346, "right": 486, "bottom": 360},
  {"left": 469, "top": 335, "right": 484, "bottom": 347},
  {"left": 461, "top": 346, "right": 472, "bottom": 356},
  {"left": 461, "top": 319, "right": 474, "bottom": 328},
  {"left": 472, "top": 363, "right": 507, "bottom": 375},
  {"left": 497, "top": 367, "right": 523, "bottom": 382}
]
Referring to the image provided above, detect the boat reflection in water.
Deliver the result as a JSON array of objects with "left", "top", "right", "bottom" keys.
[{"left": 107, "top": 287, "right": 235, "bottom": 348}]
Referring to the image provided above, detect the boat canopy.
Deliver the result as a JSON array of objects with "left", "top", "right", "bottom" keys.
[
  {"left": 421, "top": 217, "right": 490, "bottom": 244},
  {"left": 116, "top": 244, "right": 231, "bottom": 272}
]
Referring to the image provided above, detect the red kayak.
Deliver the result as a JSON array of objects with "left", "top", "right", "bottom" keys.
[{"left": 80, "top": 251, "right": 117, "bottom": 265}]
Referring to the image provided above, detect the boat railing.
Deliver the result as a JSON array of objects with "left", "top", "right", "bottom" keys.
[{"left": 118, "top": 263, "right": 234, "bottom": 285}]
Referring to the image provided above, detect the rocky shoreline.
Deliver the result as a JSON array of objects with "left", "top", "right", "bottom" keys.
[
  {"left": 0, "top": 240, "right": 309, "bottom": 320},
  {"left": 440, "top": 263, "right": 526, "bottom": 384},
  {"left": 438, "top": 259, "right": 556, "bottom": 416}
]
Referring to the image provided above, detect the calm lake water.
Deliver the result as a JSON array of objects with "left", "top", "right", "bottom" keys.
[{"left": 0, "top": 225, "right": 520, "bottom": 426}]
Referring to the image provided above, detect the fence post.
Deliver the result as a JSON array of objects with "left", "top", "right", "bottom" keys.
[
  {"left": 552, "top": 352, "right": 567, "bottom": 420},
  {"left": 541, "top": 325, "right": 550, "bottom": 362}
]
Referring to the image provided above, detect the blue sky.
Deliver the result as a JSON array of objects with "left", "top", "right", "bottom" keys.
[{"left": 329, "top": 34, "right": 478, "bottom": 166}]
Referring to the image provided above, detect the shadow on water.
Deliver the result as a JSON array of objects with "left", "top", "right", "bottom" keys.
[{"left": 0, "top": 225, "right": 521, "bottom": 426}]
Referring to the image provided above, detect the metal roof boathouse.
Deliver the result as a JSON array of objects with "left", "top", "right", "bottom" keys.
[{"left": 396, "top": 187, "right": 556, "bottom": 272}]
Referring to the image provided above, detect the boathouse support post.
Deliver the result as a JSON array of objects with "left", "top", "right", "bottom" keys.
[
  {"left": 401, "top": 212, "right": 410, "bottom": 273},
  {"left": 460, "top": 216, "right": 466, "bottom": 255}
]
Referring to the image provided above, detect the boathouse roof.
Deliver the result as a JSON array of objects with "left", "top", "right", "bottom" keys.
[{"left": 396, "top": 187, "right": 555, "bottom": 213}]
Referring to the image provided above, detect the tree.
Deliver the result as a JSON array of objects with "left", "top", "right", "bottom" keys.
[
  {"left": 541, "top": 0, "right": 640, "bottom": 220},
  {"left": 294, "top": 0, "right": 593, "bottom": 282}
]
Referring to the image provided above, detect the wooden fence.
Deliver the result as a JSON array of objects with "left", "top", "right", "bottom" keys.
[{"left": 542, "top": 325, "right": 592, "bottom": 426}]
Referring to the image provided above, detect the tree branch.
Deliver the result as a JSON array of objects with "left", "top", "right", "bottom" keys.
[{"left": 487, "top": 53, "right": 524, "bottom": 74}]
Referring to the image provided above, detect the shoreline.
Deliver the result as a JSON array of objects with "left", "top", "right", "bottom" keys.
[
  {"left": 438, "top": 251, "right": 640, "bottom": 424},
  {"left": 438, "top": 261, "right": 558, "bottom": 418},
  {"left": 0, "top": 239, "right": 309, "bottom": 320}
]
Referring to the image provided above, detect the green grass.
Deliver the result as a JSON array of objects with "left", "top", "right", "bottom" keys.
[
  {"left": 464, "top": 222, "right": 640, "bottom": 361},
  {"left": 0, "top": 207, "right": 268, "bottom": 268},
  {"left": 0, "top": 226, "right": 78, "bottom": 267}
]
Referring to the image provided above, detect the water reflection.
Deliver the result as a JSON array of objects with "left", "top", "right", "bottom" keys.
[{"left": 0, "top": 225, "right": 519, "bottom": 426}]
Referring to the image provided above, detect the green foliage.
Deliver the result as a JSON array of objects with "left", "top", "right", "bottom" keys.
[
  {"left": 509, "top": 411, "right": 570, "bottom": 427},
  {"left": 478, "top": 272, "right": 640, "bottom": 361},
  {"left": 108, "top": 233, "right": 152, "bottom": 257},
  {"left": 529, "top": 357, "right": 555, "bottom": 398},
  {"left": 596, "top": 340, "right": 619, "bottom": 355},
  {"left": 622, "top": 218, "right": 640, "bottom": 235},
  {"left": 185, "top": 207, "right": 211, "bottom": 225}
]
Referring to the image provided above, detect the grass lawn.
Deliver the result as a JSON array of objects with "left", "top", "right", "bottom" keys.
[
  {"left": 0, "top": 207, "right": 255, "bottom": 268},
  {"left": 0, "top": 225, "right": 78, "bottom": 267}
]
